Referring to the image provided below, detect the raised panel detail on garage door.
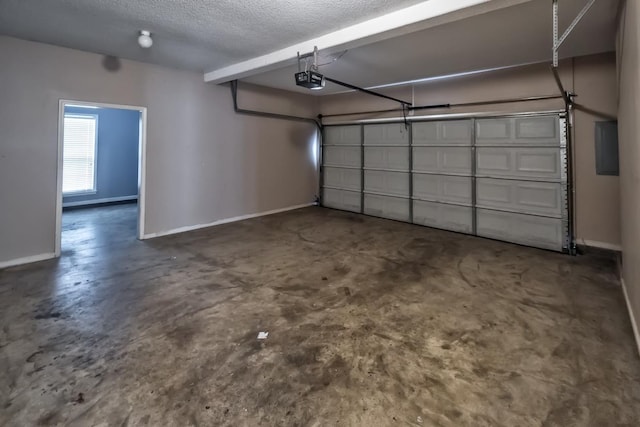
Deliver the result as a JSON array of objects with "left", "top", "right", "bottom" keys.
[
  {"left": 321, "top": 115, "right": 568, "bottom": 252},
  {"left": 323, "top": 146, "right": 361, "bottom": 169},
  {"left": 323, "top": 188, "right": 361, "bottom": 213},
  {"left": 476, "top": 209, "right": 564, "bottom": 251},
  {"left": 324, "top": 125, "right": 361, "bottom": 146},
  {"left": 364, "top": 194, "right": 410, "bottom": 221},
  {"left": 413, "top": 174, "right": 472, "bottom": 205},
  {"left": 364, "top": 170, "right": 409, "bottom": 197},
  {"left": 476, "top": 116, "right": 559, "bottom": 146},
  {"left": 476, "top": 147, "right": 562, "bottom": 181},
  {"left": 413, "top": 200, "right": 472, "bottom": 233},
  {"left": 364, "top": 123, "right": 409, "bottom": 146},
  {"left": 410, "top": 120, "right": 474, "bottom": 235},
  {"left": 476, "top": 178, "right": 564, "bottom": 218},
  {"left": 413, "top": 147, "right": 472, "bottom": 175},
  {"left": 365, "top": 147, "right": 409, "bottom": 171},
  {"left": 322, "top": 125, "right": 363, "bottom": 214},
  {"left": 413, "top": 120, "right": 472, "bottom": 146},
  {"left": 323, "top": 166, "right": 361, "bottom": 192}
]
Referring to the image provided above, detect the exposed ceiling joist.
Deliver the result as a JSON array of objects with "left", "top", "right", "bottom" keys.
[{"left": 203, "top": 0, "right": 535, "bottom": 84}]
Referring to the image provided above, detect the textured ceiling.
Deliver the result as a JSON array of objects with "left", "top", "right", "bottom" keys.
[
  {"left": 245, "top": 0, "right": 620, "bottom": 94},
  {"left": 0, "top": 0, "right": 428, "bottom": 72},
  {"left": 0, "top": 0, "right": 620, "bottom": 94}
]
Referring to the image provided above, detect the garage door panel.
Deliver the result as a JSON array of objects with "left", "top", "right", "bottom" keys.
[
  {"left": 476, "top": 147, "right": 561, "bottom": 180},
  {"left": 324, "top": 126, "right": 361, "bottom": 145},
  {"left": 476, "top": 116, "right": 559, "bottom": 146},
  {"left": 364, "top": 123, "right": 409, "bottom": 146},
  {"left": 517, "top": 150, "right": 559, "bottom": 174},
  {"left": 413, "top": 200, "right": 473, "bottom": 233},
  {"left": 476, "top": 178, "right": 564, "bottom": 217},
  {"left": 364, "top": 194, "right": 410, "bottom": 221},
  {"left": 476, "top": 118, "right": 512, "bottom": 142},
  {"left": 412, "top": 122, "right": 438, "bottom": 142},
  {"left": 365, "top": 147, "right": 409, "bottom": 171},
  {"left": 364, "top": 170, "right": 409, "bottom": 197},
  {"left": 322, "top": 115, "right": 568, "bottom": 253},
  {"left": 413, "top": 174, "right": 472, "bottom": 205},
  {"left": 476, "top": 209, "right": 565, "bottom": 251},
  {"left": 413, "top": 120, "right": 472, "bottom": 146},
  {"left": 323, "top": 146, "right": 361, "bottom": 168},
  {"left": 323, "top": 167, "right": 361, "bottom": 191},
  {"left": 323, "top": 188, "right": 361, "bottom": 213},
  {"left": 515, "top": 116, "right": 557, "bottom": 141},
  {"left": 413, "top": 147, "right": 472, "bottom": 174}
]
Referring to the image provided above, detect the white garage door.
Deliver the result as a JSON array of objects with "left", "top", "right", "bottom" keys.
[
  {"left": 474, "top": 116, "right": 568, "bottom": 251},
  {"left": 412, "top": 120, "right": 474, "bottom": 233},
  {"left": 321, "top": 125, "right": 362, "bottom": 212},
  {"left": 363, "top": 124, "right": 411, "bottom": 221},
  {"left": 321, "top": 113, "right": 569, "bottom": 252}
]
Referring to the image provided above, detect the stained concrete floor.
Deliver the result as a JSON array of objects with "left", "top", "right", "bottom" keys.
[{"left": 1, "top": 204, "right": 640, "bottom": 426}]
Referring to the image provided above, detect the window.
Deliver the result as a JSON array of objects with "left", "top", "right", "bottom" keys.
[{"left": 63, "top": 114, "right": 98, "bottom": 194}]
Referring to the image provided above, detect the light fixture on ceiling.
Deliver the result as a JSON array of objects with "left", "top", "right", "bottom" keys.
[
  {"left": 138, "top": 30, "right": 153, "bottom": 48},
  {"left": 309, "top": 79, "right": 326, "bottom": 90}
]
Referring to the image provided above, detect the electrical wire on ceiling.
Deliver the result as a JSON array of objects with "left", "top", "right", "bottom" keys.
[
  {"left": 317, "top": 50, "right": 348, "bottom": 67},
  {"left": 303, "top": 50, "right": 348, "bottom": 71}
]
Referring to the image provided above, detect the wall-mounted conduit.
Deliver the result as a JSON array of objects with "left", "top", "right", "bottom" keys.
[
  {"left": 229, "top": 79, "right": 323, "bottom": 203},
  {"left": 230, "top": 80, "right": 322, "bottom": 131}
]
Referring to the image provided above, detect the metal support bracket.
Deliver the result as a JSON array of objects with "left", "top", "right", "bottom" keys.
[{"left": 553, "top": 0, "right": 597, "bottom": 67}]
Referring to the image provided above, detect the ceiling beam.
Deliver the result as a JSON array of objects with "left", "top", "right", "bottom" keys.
[{"left": 204, "top": 0, "right": 534, "bottom": 84}]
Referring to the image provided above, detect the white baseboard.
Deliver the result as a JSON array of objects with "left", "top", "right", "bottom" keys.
[
  {"left": 0, "top": 252, "right": 56, "bottom": 270},
  {"left": 579, "top": 239, "right": 622, "bottom": 252},
  {"left": 142, "top": 203, "right": 316, "bottom": 239},
  {"left": 621, "top": 278, "right": 640, "bottom": 357},
  {"left": 63, "top": 195, "right": 137, "bottom": 208}
]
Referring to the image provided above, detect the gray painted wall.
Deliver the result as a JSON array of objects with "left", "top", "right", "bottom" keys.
[
  {"left": 0, "top": 36, "right": 319, "bottom": 264},
  {"left": 617, "top": 0, "right": 640, "bottom": 350},
  {"left": 63, "top": 106, "right": 140, "bottom": 205},
  {"left": 320, "top": 53, "right": 620, "bottom": 247}
]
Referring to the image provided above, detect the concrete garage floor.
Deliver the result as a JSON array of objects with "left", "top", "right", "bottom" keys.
[{"left": 1, "top": 205, "right": 639, "bottom": 426}]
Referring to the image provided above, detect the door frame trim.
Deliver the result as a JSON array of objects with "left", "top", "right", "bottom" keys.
[{"left": 56, "top": 99, "right": 148, "bottom": 257}]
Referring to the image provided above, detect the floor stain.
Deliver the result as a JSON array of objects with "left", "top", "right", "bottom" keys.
[{"left": 0, "top": 204, "right": 639, "bottom": 426}]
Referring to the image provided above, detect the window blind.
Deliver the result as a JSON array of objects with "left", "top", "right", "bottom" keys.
[{"left": 63, "top": 115, "right": 97, "bottom": 194}]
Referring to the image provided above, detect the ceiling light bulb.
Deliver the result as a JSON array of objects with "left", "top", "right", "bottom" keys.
[
  {"left": 310, "top": 76, "right": 326, "bottom": 90},
  {"left": 138, "top": 30, "right": 153, "bottom": 48}
]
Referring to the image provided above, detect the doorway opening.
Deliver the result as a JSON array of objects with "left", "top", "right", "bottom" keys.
[{"left": 56, "top": 100, "right": 148, "bottom": 257}]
